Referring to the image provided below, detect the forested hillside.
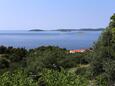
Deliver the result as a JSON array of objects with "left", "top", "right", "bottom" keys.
[{"left": 0, "top": 14, "right": 115, "bottom": 86}]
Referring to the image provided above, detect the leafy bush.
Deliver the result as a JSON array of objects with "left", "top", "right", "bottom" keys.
[
  {"left": 0, "top": 58, "right": 10, "bottom": 69},
  {"left": 39, "top": 69, "right": 89, "bottom": 86},
  {"left": 0, "top": 70, "right": 38, "bottom": 86},
  {"left": 95, "top": 74, "right": 108, "bottom": 86},
  {"left": 27, "top": 46, "right": 67, "bottom": 72},
  {"left": 75, "top": 67, "right": 88, "bottom": 76}
]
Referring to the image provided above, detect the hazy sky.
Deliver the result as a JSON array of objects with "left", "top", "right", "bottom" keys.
[{"left": 0, "top": 0, "right": 115, "bottom": 30}]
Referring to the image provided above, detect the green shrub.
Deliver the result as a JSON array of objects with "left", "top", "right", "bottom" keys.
[
  {"left": 39, "top": 69, "right": 89, "bottom": 86},
  {"left": 27, "top": 46, "right": 67, "bottom": 72},
  {"left": 89, "top": 14, "right": 115, "bottom": 85},
  {"left": 75, "top": 67, "right": 88, "bottom": 76},
  {"left": 0, "top": 70, "right": 38, "bottom": 86},
  {"left": 95, "top": 74, "right": 108, "bottom": 86}
]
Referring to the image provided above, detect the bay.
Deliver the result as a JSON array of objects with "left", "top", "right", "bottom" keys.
[{"left": 0, "top": 30, "right": 101, "bottom": 50}]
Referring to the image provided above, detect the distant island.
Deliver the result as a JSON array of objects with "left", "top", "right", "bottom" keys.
[
  {"left": 78, "top": 28, "right": 105, "bottom": 31},
  {"left": 29, "top": 28, "right": 104, "bottom": 32},
  {"left": 52, "top": 28, "right": 105, "bottom": 32},
  {"left": 29, "top": 29, "right": 44, "bottom": 31}
]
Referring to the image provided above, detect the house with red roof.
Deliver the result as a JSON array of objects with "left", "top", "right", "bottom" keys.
[{"left": 69, "top": 49, "right": 86, "bottom": 53}]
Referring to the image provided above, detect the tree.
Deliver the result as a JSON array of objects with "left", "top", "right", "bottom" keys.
[
  {"left": 89, "top": 14, "right": 115, "bottom": 85},
  {"left": 27, "top": 46, "right": 67, "bottom": 72},
  {"left": 0, "top": 46, "right": 7, "bottom": 54}
]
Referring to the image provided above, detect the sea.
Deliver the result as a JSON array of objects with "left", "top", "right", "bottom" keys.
[{"left": 0, "top": 30, "right": 102, "bottom": 50}]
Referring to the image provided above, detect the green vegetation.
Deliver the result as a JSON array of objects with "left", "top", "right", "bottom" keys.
[
  {"left": 0, "top": 45, "right": 89, "bottom": 86},
  {"left": 88, "top": 13, "right": 115, "bottom": 86},
  {"left": 0, "top": 14, "right": 115, "bottom": 86},
  {"left": 39, "top": 69, "right": 89, "bottom": 86},
  {"left": 0, "top": 70, "right": 38, "bottom": 86}
]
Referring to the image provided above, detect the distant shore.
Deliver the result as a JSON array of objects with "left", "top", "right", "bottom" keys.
[
  {"left": 29, "top": 29, "right": 44, "bottom": 31},
  {"left": 29, "top": 28, "right": 104, "bottom": 32}
]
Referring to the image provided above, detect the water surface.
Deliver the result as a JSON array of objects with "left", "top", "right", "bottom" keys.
[{"left": 0, "top": 30, "right": 101, "bottom": 49}]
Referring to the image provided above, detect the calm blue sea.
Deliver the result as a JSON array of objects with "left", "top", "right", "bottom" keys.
[{"left": 0, "top": 30, "right": 102, "bottom": 50}]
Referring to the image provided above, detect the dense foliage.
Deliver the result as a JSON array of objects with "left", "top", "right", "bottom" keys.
[
  {"left": 27, "top": 46, "right": 87, "bottom": 73},
  {"left": 39, "top": 69, "right": 89, "bottom": 86},
  {"left": 27, "top": 46, "right": 67, "bottom": 72},
  {"left": 89, "top": 14, "right": 115, "bottom": 85},
  {"left": 0, "top": 46, "right": 89, "bottom": 86},
  {"left": 0, "top": 46, "right": 27, "bottom": 73},
  {"left": 0, "top": 14, "right": 115, "bottom": 86},
  {"left": 0, "top": 70, "right": 38, "bottom": 86}
]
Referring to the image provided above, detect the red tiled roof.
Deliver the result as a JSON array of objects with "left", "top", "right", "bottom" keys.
[{"left": 69, "top": 49, "right": 87, "bottom": 53}]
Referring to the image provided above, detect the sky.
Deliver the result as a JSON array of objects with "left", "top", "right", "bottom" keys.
[{"left": 0, "top": 0, "right": 115, "bottom": 30}]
